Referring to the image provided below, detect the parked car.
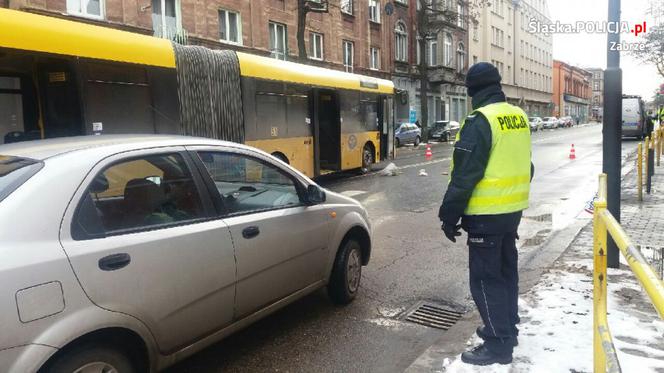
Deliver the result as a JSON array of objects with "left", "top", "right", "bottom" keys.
[
  {"left": 447, "top": 121, "right": 461, "bottom": 141},
  {"left": 560, "top": 116, "right": 575, "bottom": 127},
  {"left": 395, "top": 122, "right": 422, "bottom": 147},
  {"left": 0, "top": 135, "right": 372, "bottom": 373},
  {"left": 528, "top": 117, "right": 543, "bottom": 132},
  {"left": 622, "top": 95, "right": 649, "bottom": 139},
  {"left": 542, "top": 117, "right": 560, "bottom": 129},
  {"left": 428, "top": 120, "right": 452, "bottom": 142}
]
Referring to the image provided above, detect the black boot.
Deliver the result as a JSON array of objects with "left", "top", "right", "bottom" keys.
[
  {"left": 461, "top": 344, "right": 512, "bottom": 366},
  {"left": 476, "top": 326, "right": 518, "bottom": 346}
]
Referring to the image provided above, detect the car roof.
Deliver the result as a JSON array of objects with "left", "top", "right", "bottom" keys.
[{"left": 0, "top": 134, "right": 247, "bottom": 161}]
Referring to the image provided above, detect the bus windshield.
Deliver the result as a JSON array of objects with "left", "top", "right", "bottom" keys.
[{"left": 0, "top": 156, "right": 43, "bottom": 203}]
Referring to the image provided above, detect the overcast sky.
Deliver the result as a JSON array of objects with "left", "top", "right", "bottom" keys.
[{"left": 546, "top": 0, "right": 661, "bottom": 100}]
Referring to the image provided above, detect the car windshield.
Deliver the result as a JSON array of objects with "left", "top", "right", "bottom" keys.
[
  {"left": 0, "top": 155, "right": 43, "bottom": 203},
  {"left": 544, "top": 117, "right": 556, "bottom": 121},
  {"left": 529, "top": 117, "right": 539, "bottom": 121}
]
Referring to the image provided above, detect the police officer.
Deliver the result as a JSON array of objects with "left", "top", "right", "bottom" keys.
[{"left": 439, "top": 62, "right": 533, "bottom": 366}]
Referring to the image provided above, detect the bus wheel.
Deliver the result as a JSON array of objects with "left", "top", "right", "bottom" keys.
[
  {"left": 360, "top": 145, "right": 374, "bottom": 174},
  {"left": 271, "top": 152, "right": 290, "bottom": 165}
]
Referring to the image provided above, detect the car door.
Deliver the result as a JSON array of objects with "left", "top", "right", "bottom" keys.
[
  {"left": 188, "top": 147, "right": 332, "bottom": 319},
  {"left": 60, "top": 148, "right": 237, "bottom": 354}
]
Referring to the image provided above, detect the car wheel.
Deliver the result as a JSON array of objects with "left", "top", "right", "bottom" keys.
[
  {"left": 46, "top": 344, "right": 135, "bottom": 373},
  {"left": 395, "top": 138, "right": 401, "bottom": 148},
  {"left": 360, "top": 145, "right": 374, "bottom": 174},
  {"left": 442, "top": 133, "right": 449, "bottom": 142},
  {"left": 414, "top": 136, "right": 421, "bottom": 147},
  {"left": 328, "top": 239, "right": 362, "bottom": 305}
]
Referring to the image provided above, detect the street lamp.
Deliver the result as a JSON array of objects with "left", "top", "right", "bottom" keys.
[{"left": 603, "top": 0, "right": 621, "bottom": 269}]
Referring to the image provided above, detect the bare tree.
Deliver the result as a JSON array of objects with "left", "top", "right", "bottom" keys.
[
  {"left": 415, "top": 0, "right": 489, "bottom": 141},
  {"left": 297, "top": 0, "right": 329, "bottom": 60}
]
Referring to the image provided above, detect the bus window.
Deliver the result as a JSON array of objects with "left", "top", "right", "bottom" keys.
[
  {"left": 360, "top": 93, "right": 379, "bottom": 131},
  {"left": 340, "top": 90, "right": 362, "bottom": 134},
  {"left": 0, "top": 77, "right": 25, "bottom": 142}
]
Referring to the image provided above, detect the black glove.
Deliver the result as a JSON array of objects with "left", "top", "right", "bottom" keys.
[{"left": 441, "top": 221, "right": 462, "bottom": 243}]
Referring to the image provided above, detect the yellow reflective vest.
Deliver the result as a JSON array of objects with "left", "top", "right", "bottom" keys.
[{"left": 454, "top": 102, "right": 532, "bottom": 215}]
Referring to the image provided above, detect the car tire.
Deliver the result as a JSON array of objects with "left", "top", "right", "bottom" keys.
[
  {"left": 46, "top": 344, "right": 135, "bottom": 373},
  {"left": 414, "top": 136, "right": 421, "bottom": 147},
  {"left": 442, "top": 133, "right": 449, "bottom": 142},
  {"left": 360, "top": 145, "right": 374, "bottom": 174},
  {"left": 395, "top": 138, "right": 401, "bottom": 148},
  {"left": 328, "top": 238, "right": 362, "bottom": 305}
]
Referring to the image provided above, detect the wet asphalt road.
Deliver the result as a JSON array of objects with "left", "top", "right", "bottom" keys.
[{"left": 167, "top": 123, "right": 637, "bottom": 373}]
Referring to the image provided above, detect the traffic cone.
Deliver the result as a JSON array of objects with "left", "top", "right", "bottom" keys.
[
  {"left": 425, "top": 144, "right": 433, "bottom": 160},
  {"left": 569, "top": 144, "right": 576, "bottom": 160}
]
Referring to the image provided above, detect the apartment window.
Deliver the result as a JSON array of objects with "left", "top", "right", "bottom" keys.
[
  {"left": 370, "top": 47, "right": 380, "bottom": 70},
  {"left": 443, "top": 33, "right": 452, "bottom": 66},
  {"left": 508, "top": 7, "right": 512, "bottom": 23},
  {"left": 473, "top": 23, "right": 479, "bottom": 41},
  {"left": 67, "top": 0, "right": 104, "bottom": 18},
  {"left": 369, "top": 0, "right": 380, "bottom": 23},
  {"left": 343, "top": 41, "right": 354, "bottom": 73},
  {"left": 520, "top": 40, "right": 524, "bottom": 56},
  {"left": 456, "top": 42, "right": 465, "bottom": 72},
  {"left": 310, "top": 32, "right": 324, "bottom": 60},
  {"left": 457, "top": 2, "right": 465, "bottom": 28},
  {"left": 395, "top": 22, "right": 408, "bottom": 62},
  {"left": 341, "top": 0, "right": 353, "bottom": 14},
  {"left": 152, "top": 0, "right": 180, "bottom": 38},
  {"left": 218, "top": 9, "right": 241, "bottom": 44},
  {"left": 507, "top": 66, "right": 511, "bottom": 83},
  {"left": 473, "top": 55, "right": 478, "bottom": 64},
  {"left": 269, "top": 22, "right": 287, "bottom": 60},
  {"left": 428, "top": 39, "right": 438, "bottom": 66}
]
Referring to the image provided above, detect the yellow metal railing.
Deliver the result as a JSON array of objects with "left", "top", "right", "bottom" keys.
[
  {"left": 593, "top": 173, "right": 664, "bottom": 373},
  {"left": 636, "top": 126, "right": 664, "bottom": 200}
]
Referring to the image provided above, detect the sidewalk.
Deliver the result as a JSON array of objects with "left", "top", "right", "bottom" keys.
[{"left": 406, "top": 151, "right": 664, "bottom": 372}]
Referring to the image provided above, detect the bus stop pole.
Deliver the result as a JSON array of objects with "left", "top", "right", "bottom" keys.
[{"left": 603, "top": 0, "right": 621, "bottom": 269}]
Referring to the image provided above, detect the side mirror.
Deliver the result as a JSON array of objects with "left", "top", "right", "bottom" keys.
[{"left": 306, "top": 184, "right": 326, "bottom": 205}]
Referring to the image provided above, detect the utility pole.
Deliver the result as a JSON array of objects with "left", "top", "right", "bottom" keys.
[{"left": 603, "top": 0, "right": 621, "bottom": 268}]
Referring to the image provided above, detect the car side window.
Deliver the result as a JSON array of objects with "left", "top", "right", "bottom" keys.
[
  {"left": 197, "top": 152, "right": 302, "bottom": 215},
  {"left": 73, "top": 153, "right": 206, "bottom": 239}
]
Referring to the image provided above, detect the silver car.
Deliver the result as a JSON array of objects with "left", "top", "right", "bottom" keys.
[{"left": 0, "top": 135, "right": 372, "bottom": 373}]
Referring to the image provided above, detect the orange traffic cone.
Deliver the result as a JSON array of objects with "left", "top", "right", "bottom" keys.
[
  {"left": 425, "top": 144, "right": 433, "bottom": 160},
  {"left": 569, "top": 144, "right": 576, "bottom": 160}
]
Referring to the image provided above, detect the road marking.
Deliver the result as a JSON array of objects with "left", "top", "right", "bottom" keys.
[
  {"left": 399, "top": 157, "right": 452, "bottom": 170},
  {"left": 340, "top": 190, "right": 367, "bottom": 197}
]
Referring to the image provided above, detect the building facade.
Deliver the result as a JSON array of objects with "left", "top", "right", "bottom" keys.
[
  {"left": 586, "top": 67, "right": 604, "bottom": 122},
  {"left": 5, "top": 0, "right": 398, "bottom": 80},
  {"left": 391, "top": 0, "right": 469, "bottom": 125},
  {"left": 552, "top": 60, "right": 592, "bottom": 123},
  {"left": 469, "top": 0, "right": 553, "bottom": 117}
]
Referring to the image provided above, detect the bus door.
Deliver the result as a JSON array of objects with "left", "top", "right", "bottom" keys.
[
  {"left": 314, "top": 89, "right": 341, "bottom": 175},
  {"left": 36, "top": 60, "right": 83, "bottom": 138}
]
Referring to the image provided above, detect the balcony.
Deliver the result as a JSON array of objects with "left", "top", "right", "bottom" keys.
[{"left": 154, "top": 26, "right": 188, "bottom": 44}]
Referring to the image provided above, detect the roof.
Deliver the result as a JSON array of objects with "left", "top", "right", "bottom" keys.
[
  {"left": 0, "top": 135, "right": 242, "bottom": 161},
  {"left": 0, "top": 9, "right": 175, "bottom": 68},
  {"left": 236, "top": 52, "right": 394, "bottom": 94}
]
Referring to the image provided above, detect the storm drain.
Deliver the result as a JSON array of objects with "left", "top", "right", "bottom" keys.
[{"left": 403, "top": 303, "right": 463, "bottom": 330}]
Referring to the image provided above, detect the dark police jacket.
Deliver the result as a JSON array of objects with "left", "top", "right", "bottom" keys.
[{"left": 439, "top": 85, "right": 535, "bottom": 235}]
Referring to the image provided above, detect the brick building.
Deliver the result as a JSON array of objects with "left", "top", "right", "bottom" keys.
[
  {"left": 4, "top": 0, "right": 402, "bottom": 80},
  {"left": 552, "top": 60, "right": 592, "bottom": 123}
]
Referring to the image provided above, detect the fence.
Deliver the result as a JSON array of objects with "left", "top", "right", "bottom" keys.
[{"left": 593, "top": 173, "right": 664, "bottom": 373}]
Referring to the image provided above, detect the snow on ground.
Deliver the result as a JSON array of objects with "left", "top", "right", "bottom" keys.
[{"left": 440, "top": 252, "right": 664, "bottom": 373}]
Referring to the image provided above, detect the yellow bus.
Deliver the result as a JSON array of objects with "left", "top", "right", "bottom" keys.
[{"left": 0, "top": 8, "right": 403, "bottom": 178}]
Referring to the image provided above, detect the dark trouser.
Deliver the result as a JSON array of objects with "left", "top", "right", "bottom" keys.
[{"left": 467, "top": 231, "right": 519, "bottom": 355}]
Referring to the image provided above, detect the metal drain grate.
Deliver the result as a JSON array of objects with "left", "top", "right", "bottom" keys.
[{"left": 403, "top": 303, "right": 463, "bottom": 330}]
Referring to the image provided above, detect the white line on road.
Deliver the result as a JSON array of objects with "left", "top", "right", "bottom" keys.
[
  {"left": 399, "top": 157, "right": 452, "bottom": 170},
  {"left": 340, "top": 190, "right": 368, "bottom": 197}
]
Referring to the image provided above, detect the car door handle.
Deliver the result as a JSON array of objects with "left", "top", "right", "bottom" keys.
[
  {"left": 242, "top": 226, "right": 260, "bottom": 239},
  {"left": 98, "top": 253, "right": 131, "bottom": 271}
]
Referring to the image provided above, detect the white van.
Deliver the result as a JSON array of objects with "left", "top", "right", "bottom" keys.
[{"left": 622, "top": 96, "right": 648, "bottom": 139}]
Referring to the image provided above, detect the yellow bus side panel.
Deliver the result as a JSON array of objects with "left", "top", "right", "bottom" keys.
[
  {"left": 0, "top": 9, "right": 175, "bottom": 68},
  {"left": 341, "top": 131, "right": 380, "bottom": 171},
  {"left": 246, "top": 137, "right": 314, "bottom": 178}
]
